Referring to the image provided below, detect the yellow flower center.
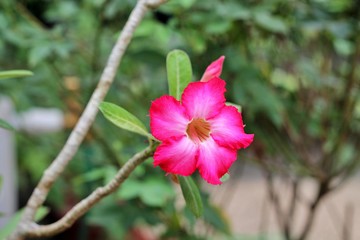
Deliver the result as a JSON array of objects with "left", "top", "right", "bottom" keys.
[{"left": 186, "top": 118, "right": 211, "bottom": 143}]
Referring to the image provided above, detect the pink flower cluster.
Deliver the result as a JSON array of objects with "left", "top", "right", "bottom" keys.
[{"left": 150, "top": 56, "right": 254, "bottom": 185}]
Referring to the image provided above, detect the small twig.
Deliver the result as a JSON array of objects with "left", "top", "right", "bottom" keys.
[
  {"left": 21, "top": 143, "right": 157, "bottom": 238},
  {"left": 297, "top": 180, "right": 329, "bottom": 240},
  {"left": 258, "top": 188, "right": 270, "bottom": 238},
  {"left": 323, "top": 37, "right": 360, "bottom": 172},
  {"left": 15, "top": 3, "right": 47, "bottom": 30},
  {"left": 284, "top": 179, "right": 298, "bottom": 238},
  {"left": 324, "top": 201, "right": 342, "bottom": 240},
  {"left": 342, "top": 203, "right": 354, "bottom": 240},
  {"left": 90, "top": 126, "right": 123, "bottom": 166},
  {"left": 9, "top": 0, "right": 167, "bottom": 239},
  {"left": 264, "top": 172, "right": 286, "bottom": 236}
]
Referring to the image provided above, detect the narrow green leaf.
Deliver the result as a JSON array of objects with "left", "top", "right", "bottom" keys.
[
  {"left": 99, "top": 102, "right": 151, "bottom": 138},
  {"left": 226, "top": 102, "right": 242, "bottom": 112},
  {"left": 220, "top": 173, "right": 230, "bottom": 183},
  {"left": 178, "top": 176, "right": 203, "bottom": 218},
  {"left": 0, "top": 70, "right": 33, "bottom": 80},
  {"left": 0, "top": 207, "right": 49, "bottom": 239},
  {"left": 166, "top": 50, "right": 192, "bottom": 100},
  {"left": 0, "top": 211, "right": 22, "bottom": 239},
  {"left": 0, "top": 118, "right": 15, "bottom": 131}
]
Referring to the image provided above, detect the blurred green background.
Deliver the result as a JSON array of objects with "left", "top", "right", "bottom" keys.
[{"left": 0, "top": 0, "right": 359, "bottom": 239}]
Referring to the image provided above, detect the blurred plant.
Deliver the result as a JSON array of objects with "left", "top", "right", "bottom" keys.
[
  {"left": 1, "top": 0, "right": 360, "bottom": 239},
  {"left": 0, "top": 70, "right": 33, "bottom": 131},
  {"left": 186, "top": 0, "right": 360, "bottom": 239},
  {"left": 156, "top": 0, "right": 360, "bottom": 239}
]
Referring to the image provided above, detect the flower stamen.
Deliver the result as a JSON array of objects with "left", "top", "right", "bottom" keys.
[{"left": 186, "top": 118, "right": 211, "bottom": 143}]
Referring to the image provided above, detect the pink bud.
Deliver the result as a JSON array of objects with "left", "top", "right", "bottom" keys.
[{"left": 200, "top": 56, "right": 225, "bottom": 82}]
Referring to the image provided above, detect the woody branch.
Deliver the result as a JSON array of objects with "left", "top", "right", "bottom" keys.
[{"left": 8, "top": 0, "right": 167, "bottom": 239}]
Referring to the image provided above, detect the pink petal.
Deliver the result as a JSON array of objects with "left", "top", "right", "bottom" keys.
[
  {"left": 200, "top": 56, "right": 225, "bottom": 82},
  {"left": 154, "top": 136, "right": 198, "bottom": 176},
  {"left": 209, "top": 106, "right": 254, "bottom": 149},
  {"left": 182, "top": 77, "right": 226, "bottom": 119},
  {"left": 197, "top": 138, "right": 237, "bottom": 185},
  {"left": 150, "top": 95, "right": 189, "bottom": 141}
]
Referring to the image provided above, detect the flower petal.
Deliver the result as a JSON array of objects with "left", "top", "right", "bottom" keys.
[
  {"left": 150, "top": 95, "right": 189, "bottom": 141},
  {"left": 209, "top": 106, "right": 254, "bottom": 149},
  {"left": 197, "top": 138, "right": 237, "bottom": 185},
  {"left": 182, "top": 77, "right": 226, "bottom": 119},
  {"left": 200, "top": 56, "right": 225, "bottom": 82},
  {"left": 154, "top": 136, "right": 198, "bottom": 176}
]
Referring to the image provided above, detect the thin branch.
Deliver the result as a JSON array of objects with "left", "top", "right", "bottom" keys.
[
  {"left": 342, "top": 203, "right": 354, "bottom": 240},
  {"left": 322, "top": 37, "right": 360, "bottom": 172},
  {"left": 258, "top": 186, "right": 270, "bottom": 237},
  {"left": 297, "top": 180, "right": 330, "bottom": 240},
  {"left": 15, "top": 3, "right": 47, "bottom": 30},
  {"left": 9, "top": 0, "right": 167, "bottom": 239},
  {"left": 325, "top": 202, "right": 343, "bottom": 239},
  {"left": 90, "top": 0, "right": 111, "bottom": 75},
  {"left": 23, "top": 143, "right": 157, "bottom": 238},
  {"left": 284, "top": 179, "right": 298, "bottom": 239},
  {"left": 264, "top": 172, "right": 286, "bottom": 236}
]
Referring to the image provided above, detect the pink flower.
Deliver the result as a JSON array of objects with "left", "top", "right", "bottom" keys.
[{"left": 150, "top": 56, "right": 254, "bottom": 185}]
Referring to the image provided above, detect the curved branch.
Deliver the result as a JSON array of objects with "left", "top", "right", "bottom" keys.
[
  {"left": 24, "top": 143, "right": 157, "bottom": 238},
  {"left": 9, "top": 0, "right": 167, "bottom": 239}
]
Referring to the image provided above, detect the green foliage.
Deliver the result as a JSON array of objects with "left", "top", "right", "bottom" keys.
[
  {"left": 202, "top": 201, "right": 230, "bottom": 235},
  {"left": 118, "top": 177, "right": 175, "bottom": 207},
  {"left": 220, "top": 173, "right": 230, "bottom": 183},
  {"left": 99, "top": 102, "right": 152, "bottom": 139},
  {"left": 254, "top": 11, "right": 288, "bottom": 34},
  {"left": 225, "top": 103, "right": 242, "bottom": 113},
  {"left": 0, "top": 70, "right": 33, "bottom": 80},
  {"left": 166, "top": 49, "right": 193, "bottom": 100},
  {"left": 178, "top": 176, "right": 203, "bottom": 218},
  {"left": 0, "top": 118, "right": 15, "bottom": 131},
  {"left": 1, "top": 0, "right": 360, "bottom": 238}
]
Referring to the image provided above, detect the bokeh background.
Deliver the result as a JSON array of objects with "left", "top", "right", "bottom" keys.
[{"left": 0, "top": 0, "right": 360, "bottom": 239}]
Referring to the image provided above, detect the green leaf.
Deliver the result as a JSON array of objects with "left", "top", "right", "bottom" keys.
[
  {"left": 254, "top": 12, "right": 288, "bottom": 34},
  {"left": 99, "top": 102, "right": 152, "bottom": 139},
  {"left": 0, "top": 70, "right": 33, "bottom": 80},
  {"left": 333, "top": 38, "right": 354, "bottom": 56},
  {"left": 225, "top": 102, "right": 242, "bottom": 112},
  {"left": 166, "top": 50, "right": 193, "bottom": 100},
  {"left": 0, "top": 212, "right": 22, "bottom": 239},
  {"left": 139, "top": 178, "right": 175, "bottom": 207},
  {"left": 29, "top": 44, "right": 52, "bottom": 66},
  {"left": 203, "top": 202, "right": 231, "bottom": 235},
  {"left": 0, "top": 207, "right": 49, "bottom": 239},
  {"left": 178, "top": 176, "right": 203, "bottom": 218},
  {"left": 271, "top": 68, "right": 299, "bottom": 92},
  {"left": 118, "top": 177, "right": 175, "bottom": 207},
  {"left": 220, "top": 173, "right": 230, "bottom": 183},
  {"left": 0, "top": 118, "right": 15, "bottom": 131},
  {"left": 117, "top": 178, "right": 142, "bottom": 200},
  {"left": 35, "top": 206, "right": 50, "bottom": 221},
  {"left": 73, "top": 168, "right": 107, "bottom": 186}
]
